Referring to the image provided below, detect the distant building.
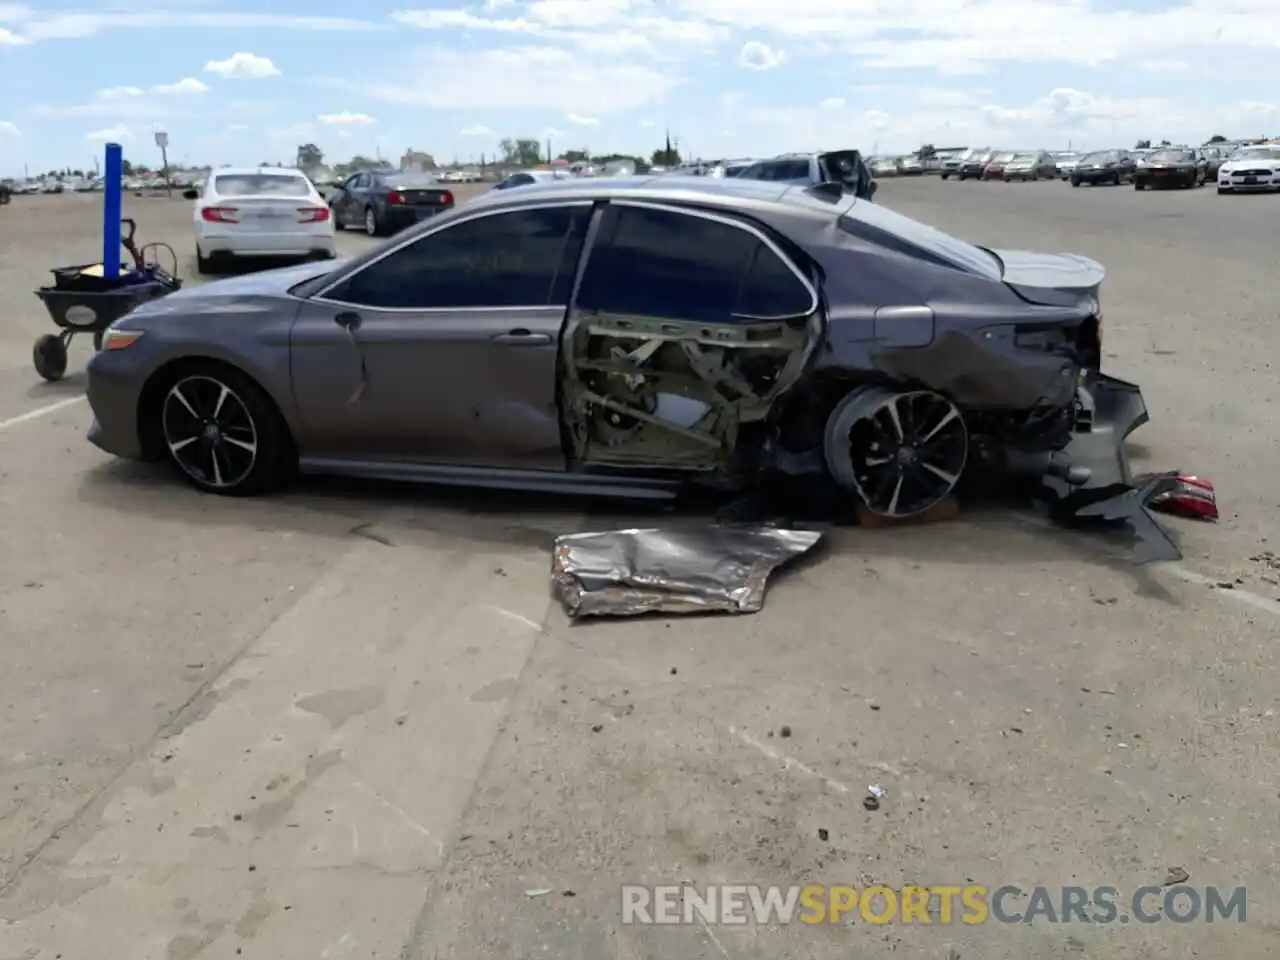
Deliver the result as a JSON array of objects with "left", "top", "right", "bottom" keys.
[{"left": 400, "top": 149, "right": 436, "bottom": 171}]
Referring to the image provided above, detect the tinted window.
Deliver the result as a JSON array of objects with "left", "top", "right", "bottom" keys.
[
  {"left": 1148, "top": 150, "right": 1193, "bottom": 162},
  {"left": 576, "top": 205, "right": 811, "bottom": 323},
  {"left": 214, "top": 173, "right": 310, "bottom": 197},
  {"left": 329, "top": 206, "right": 589, "bottom": 309}
]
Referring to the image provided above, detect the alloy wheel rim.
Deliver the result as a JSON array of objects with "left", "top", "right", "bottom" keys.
[
  {"left": 365, "top": 210, "right": 375, "bottom": 235},
  {"left": 846, "top": 390, "right": 968, "bottom": 518},
  {"left": 162, "top": 375, "right": 258, "bottom": 488}
]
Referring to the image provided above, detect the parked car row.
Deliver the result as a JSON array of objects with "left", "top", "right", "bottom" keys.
[{"left": 934, "top": 142, "right": 1280, "bottom": 194}]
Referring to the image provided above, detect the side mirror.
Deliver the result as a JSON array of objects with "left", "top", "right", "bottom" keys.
[{"left": 182, "top": 189, "right": 198, "bottom": 200}]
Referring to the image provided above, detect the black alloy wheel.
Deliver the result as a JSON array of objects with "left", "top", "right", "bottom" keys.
[
  {"left": 823, "top": 386, "right": 969, "bottom": 519},
  {"left": 159, "top": 368, "right": 289, "bottom": 495}
]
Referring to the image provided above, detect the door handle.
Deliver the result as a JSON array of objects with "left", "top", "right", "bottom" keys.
[
  {"left": 492, "top": 329, "right": 552, "bottom": 345},
  {"left": 334, "top": 311, "right": 361, "bottom": 331}
]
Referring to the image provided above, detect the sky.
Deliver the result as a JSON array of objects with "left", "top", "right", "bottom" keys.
[{"left": 2, "top": 0, "right": 1279, "bottom": 175}]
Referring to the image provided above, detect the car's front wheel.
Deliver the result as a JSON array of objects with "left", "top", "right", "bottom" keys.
[
  {"left": 158, "top": 364, "right": 293, "bottom": 496},
  {"left": 364, "top": 206, "right": 379, "bottom": 237}
]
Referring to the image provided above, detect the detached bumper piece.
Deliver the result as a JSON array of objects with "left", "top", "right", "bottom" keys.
[
  {"left": 1037, "top": 374, "right": 1217, "bottom": 563},
  {"left": 552, "top": 525, "right": 823, "bottom": 619}
]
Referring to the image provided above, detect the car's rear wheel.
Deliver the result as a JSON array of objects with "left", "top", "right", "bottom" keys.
[
  {"left": 1135, "top": 181, "right": 1145, "bottom": 190},
  {"left": 364, "top": 206, "right": 379, "bottom": 237},
  {"left": 158, "top": 365, "right": 292, "bottom": 496},
  {"left": 823, "top": 385, "right": 968, "bottom": 519}
]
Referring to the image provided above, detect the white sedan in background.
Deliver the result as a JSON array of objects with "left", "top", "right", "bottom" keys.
[
  {"left": 187, "top": 167, "right": 335, "bottom": 274},
  {"left": 1216, "top": 145, "right": 1280, "bottom": 194}
]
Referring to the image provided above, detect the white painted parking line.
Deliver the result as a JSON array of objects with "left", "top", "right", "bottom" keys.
[
  {"left": 1166, "top": 563, "right": 1280, "bottom": 618},
  {"left": 0, "top": 395, "right": 85, "bottom": 432}
]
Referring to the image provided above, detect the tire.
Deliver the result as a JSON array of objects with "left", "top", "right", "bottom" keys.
[
  {"left": 1134, "top": 181, "right": 1144, "bottom": 191},
  {"left": 1070, "top": 178, "right": 1080, "bottom": 188},
  {"left": 823, "top": 386, "right": 968, "bottom": 519},
  {"left": 1217, "top": 187, "right": 1227, "bottom": 195},
  {"left": 940, "top": 173, "right": 949, "bottom": 180},
  {"left": 156, "top": 363, "right": 294, "bottom": 496},
  {"left": 93, "top": 329, "right": 105, "bottom": 352},
  {"left": 364, "top": 206, "right": 379, "bottom": 237},
  {"left": 196, "top": 247, "right": 216, "bottom": 275},
  {"left": 333, "top": 205, "right": 345, "bottom": 231},
  {"left": 33, "top": 334, "right": 67, "bottom": 382}
]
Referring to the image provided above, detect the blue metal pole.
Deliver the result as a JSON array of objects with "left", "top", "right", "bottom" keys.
[{"left": 102, "top": 142, "right": 123, "bottom": 279}]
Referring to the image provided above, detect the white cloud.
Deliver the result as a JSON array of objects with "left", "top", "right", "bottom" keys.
[
  {"left": 86, "top": 125, "right": 132, "bottom": 142},
  {"left": 542, "top": 126, "right": 564, "bottom": 137},
  {"left": 96, "top": 86, "right": 146, "bottom": 100},
  {"left": 639, "top": 119, "right": 657, "bottom": 128},
  {"left": 152, "top": 77, "right": 209, "bottom": 96},
  {"left": 0, "top": 26, "right": 29, "bottom": 45},
  {"left": 820, "top": 97, "right": 846, "bottom": 109},
  {"left": 391, "top": 4, "right": 727, "bottom": 59},
  {"left": 356, "top": 45, "right": 679, "bottom": 115},
  {"left": 738, "top": 40, "right": 786, "bottom": 70},
  {"left": 318, "top": 112, "right": 376, "bottom": 125},
  {"left": 460, "top": 124, "right": 498, "bottom": 136},
  {"left": 4, "top": 10, "right": 374, "bottom": 43},
  {"left": 204, "top": 53, "right": 280, "bottom": 80},
  {"left": 0, "top": 120, "right": 19, "bottom": 137},
  {"left": 565, "top": 113, "right": 599, "bottom": 126}
]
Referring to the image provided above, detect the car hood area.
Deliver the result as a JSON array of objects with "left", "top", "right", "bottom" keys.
[
  {"left": 124, "top": 258, "right": 350, "bottom": 320},
  {"left": 174, "top": 258, "right": 351, "bottom": 300}
]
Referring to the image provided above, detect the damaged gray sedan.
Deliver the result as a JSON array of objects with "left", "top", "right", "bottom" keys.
[{"left": 85, "top": 177, "right": 1155, "bottom": 526}]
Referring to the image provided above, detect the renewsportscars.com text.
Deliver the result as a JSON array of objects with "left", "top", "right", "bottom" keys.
[{"left": 621, "top": 884, "right": 1247, "bottom": 925}]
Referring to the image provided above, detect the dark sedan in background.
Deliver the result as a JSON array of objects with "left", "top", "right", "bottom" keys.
[
  {"left": 955, "top": 150, "right": 995, "bottom": 180},
  {"left": 330, "top": 170, "right": 456, "bottom": 236},
  {"left": 1070, "top": 150, "right": 1136, "bottom": 186},
  {"left": 1134, "top": 148, "right": 1206, "bottom": 190}
]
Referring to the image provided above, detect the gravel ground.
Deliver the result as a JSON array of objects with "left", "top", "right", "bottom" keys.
[{"left": 0, "top": 181, "right": 1278, "bottom": 959}]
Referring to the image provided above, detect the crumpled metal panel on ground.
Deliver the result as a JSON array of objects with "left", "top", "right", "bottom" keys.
[{"left": 552, "top": 525, "right": 824, "bottom": 618}]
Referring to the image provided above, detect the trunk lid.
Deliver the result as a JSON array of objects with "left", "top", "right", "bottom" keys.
[{"left": 994, "top": 248, "right": 1105, "bottom": 307}]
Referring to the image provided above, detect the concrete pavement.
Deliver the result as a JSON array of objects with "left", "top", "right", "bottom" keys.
[{"left": 1, "top": 183, "right": 1278, "bottom": 959}]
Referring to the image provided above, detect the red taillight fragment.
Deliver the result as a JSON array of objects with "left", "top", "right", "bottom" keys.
[
  {"left": 387, "top": 191, "right": 406, "bottom": 205},
  {"left": 298, "top": 206, "right": 330, "bottom": 223},
  {"left": 1149, "top": 474, "right": 1218, "bottom": 521},
  {"left": 441, "top": 190, "right": 454, "bottom": 206},
  {"left": 201, "top": 206, "right": 239, "bottom": 223}
]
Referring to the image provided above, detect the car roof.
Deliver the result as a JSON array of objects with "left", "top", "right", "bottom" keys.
[
  {"left": 213, "top": 166, "right": 308, "bottom": 177},
  {"left": 457, "top": 175, "right": 855, "bottom": 221}
]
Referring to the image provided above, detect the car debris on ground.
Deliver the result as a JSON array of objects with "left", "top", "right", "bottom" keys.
[{"left": 551, "top": 525, "right": 824, "bottom": 618}]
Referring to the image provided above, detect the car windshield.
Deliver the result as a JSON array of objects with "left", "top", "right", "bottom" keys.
[
  {"left": 1231, "top": 147, "right": 1280, "bottom": 160},
  {"left": 1082, "top": 151, "right": 1118, "bottom": 163},
  {"left": 839, "top": 202, "right": 1002, "bottom": 282},
  {"left": 992, "top": 152, "right": 1015, "bottom": 162},
  {"left": 213, "top": 173, "right": 310, "bottom": 197},
  {"left": 378, "top": 171, "right": 439, "bottom": 187},
  {"left": 1148, "top": 150, "right": 1192, "bottom": 162},
  {"left": 1011, "top": 153, "right": 1038, "bottom": 162}
]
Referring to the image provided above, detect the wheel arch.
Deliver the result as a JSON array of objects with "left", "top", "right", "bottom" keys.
[{"left": 136, "top": 355, "right": 297, "bottom": 462}]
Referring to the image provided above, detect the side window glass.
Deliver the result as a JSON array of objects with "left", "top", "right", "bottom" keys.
[
  {"left": 576, "top": 205, "right": 810, "bottom": 324},
  {"left": 737, "top": 243, "right": 813, "bottom": 318},
  {"left": 328, "top": 206, "right": 590, "bottom": 310}
]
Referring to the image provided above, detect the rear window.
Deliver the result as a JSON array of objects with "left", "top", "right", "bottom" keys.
[
  {"left": 838, "top": 203, "right": 1002, "bottom": 281},
  {"left": 214, "top": 173, "right": 310, "bottom": 197},
  {"left": 377, "top": 171, "right": 440, "bottom": 188}
]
